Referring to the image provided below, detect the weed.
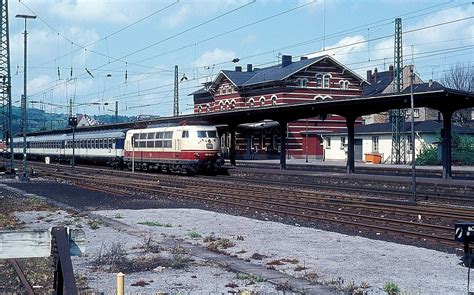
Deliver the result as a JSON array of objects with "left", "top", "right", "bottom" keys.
[
  {"left": 169, "top": 244, "right": 188, "bottom": 255},
  {"left": 281, "top": 258, "right": 299, "bottom": 264},
  {"left": 131, "top": 280, "right": 149, "bottom": 287},
  {"left": 225, "top": 282, "right": 239, "bottom": 288},
  {"left": 26, "top": 196, "right": 44, "bottom": 206},
  {"left": 294, "top": 265, "right": 307, "bottom": 272},
  {"left": 203, "top": 235, "right": 218, "bottom": 243},
  {"left": 93, "top": 242, "right": 127, "bottom": 272},
  {"left": 206, "top": 237, "right": 235, "bottom": 253},
  {"left": 275, "top": 280, "right": 293, "bottom": 291},
  {"left": 140, "top": 236, "right": 161, "bottom": 253},
  {"left": 137, "top": 221, "right": 172, "bottom": 227},
  {"left": 188, "top": 231, "right": 201, "bottom": 239},
  {"left": 114, "top": 213, "right": 123, "bottom": 219},
  {"left": 236, "top": 235, "right": 244, "bottom": 241},
  {"left": 383, "top": 281, "right": 400, "bottom": 295},
  {"left": 266, "top": 260, "right": 285, "bottom": 266},
  {"left": 170, "top": 254, "right": 193, "bottom": 269},
  {"left": 87, "top": 218, "right": 104, "bottom": 230},
  {"left": 236, "top": 273, "right": 266, "bottom": 283},
  {"left": 303, "top": 271, "right": 319, "bottom": 283}
]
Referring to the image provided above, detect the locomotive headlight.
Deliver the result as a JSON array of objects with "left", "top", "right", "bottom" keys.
[{"left": 217, "top": 152, "right": 222, "bottom": 158}]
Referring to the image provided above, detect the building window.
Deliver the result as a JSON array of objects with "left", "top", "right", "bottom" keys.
[
  {"left": 231, "top": 100, "right": 236, "bottom": 109},
  {"left": 372, "top": 136, "right": 379, "bottom": 152},
  {"left": 219, "top": 101, "right": 224, "bottom": 111},
  {"left": 296, "top": 78, "right": 308, "bottom": 87},
  {"left": 249, "top": 98, "right": 254, "bottom": 108},
  {"left": 413, "top": 108, "right": 420, "bottom": 118},
  {"left": 259, "top": 96, "right": 265, "bottom": 107},
  {"left": 225, "top": 100, "right": 230, "bottom": 110},
  {"left": 340, "top": 80, "right": 350, "bottom": 89},
  {"left": 316, "top": 74, "right": 323, "bottom": 88},
  {"left": 206, "top": 104, "right": 210, "bottom": 112},
  {"left": 323, "top": 74, "right": 331, "bottom": 88},
  {"left": 198, "top": 105, "right": 202, "bottom": 113},
  {"left": 326, "top": 137, "right": 331, "bottom": 149},
  {"left": 271, "top": 95, "right": 277, "bottom": 105},
  {"left": 340, "top": 137, "right": 346, "bottom": 150}
]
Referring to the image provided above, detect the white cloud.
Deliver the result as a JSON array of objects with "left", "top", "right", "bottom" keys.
[
  {"left": 307, "top": 35, "right": 367, "bottom": 64},
  {"left": 194, "top": 48, "right": 236, "bottom": 68}
]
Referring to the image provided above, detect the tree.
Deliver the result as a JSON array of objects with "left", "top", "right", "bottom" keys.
[{"left": 442, "top": 63, "right": 473, "bottom": 127}]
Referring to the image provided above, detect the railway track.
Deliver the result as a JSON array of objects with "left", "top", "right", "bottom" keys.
[{"left": 27, "top": 162, "right": 473, "bottom": 251}]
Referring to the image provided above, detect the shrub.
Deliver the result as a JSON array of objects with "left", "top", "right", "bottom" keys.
[{"left": 383, "top": 281, "right": 400, "bottom": 295}]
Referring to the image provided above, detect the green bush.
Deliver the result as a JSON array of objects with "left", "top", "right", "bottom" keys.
[{"left": 417, "top": 133, "right": 474, "bottom": 166}]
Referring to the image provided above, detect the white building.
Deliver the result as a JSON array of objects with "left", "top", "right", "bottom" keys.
[{"left": 324, "top": 121, "right": 474, "bottom": 163}]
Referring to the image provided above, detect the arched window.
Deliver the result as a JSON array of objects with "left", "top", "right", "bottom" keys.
[
  {"left": 206, "top": 104, "right": 210, "bottom": 112},
  {"left": 219, "top": 101, "right": 224, "bottom": 111},
  {"left": 271, "top": 95, "right": 277, "bottom": 106},
  {"left": 324, "top": 95, "right": 333, "bottom": 100},
  {"left": 339, "top": 80, "right": 350, "bottom": 90},
  {"left": 198, "top": 105, "right": 202, "bottom": 113},
  {"left": 231, "top": 100, "right": 236, "bottom": 109},
  {"left": 225, "top": 100, "right": 230, "bottom": 110},
  {"left": 296, "top": 78, "right": 308, "bottom": 87},
  {"left": 248, "top": 98, "right": 255, "bottom": 108},
  {"left": 259, "top": 96, "right": 265, "bottom": 107},
  {"left": 323, "top": 74, "right": 331, "bottom": 88},
  {"left": 314, "top": 95, "right": 325, "bottom": 101},
  {"left": 315, "top": 74, "right": 323, "bottom": 88}
]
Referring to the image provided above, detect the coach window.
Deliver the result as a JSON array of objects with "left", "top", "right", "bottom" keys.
[
  {"left": 164, "top": 131, "right": 173, "bottom": 139},
  {"left": 182, "top": 130, "right": 189, "bottom": 138},
  {"left": 155, "top": 140, "right": 162, "bottom": 147},
  {"left": 157, "top": 132, "right": 164, "bottom": 139},
  {"left": 147, "top": 139, "right": 154, "bottom": 148}
]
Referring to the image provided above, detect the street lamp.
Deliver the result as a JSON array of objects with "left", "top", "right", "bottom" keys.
[{"left": 16, "top": 14, "right": 36, "bottom": 180}]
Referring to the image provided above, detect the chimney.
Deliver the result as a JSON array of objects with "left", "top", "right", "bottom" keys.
[
  {"left": 282, "top": 55, "right": 292, "bottom": 67},
  {"left": 388, "top": 65, "right": 394, "bottom": 80},
  {"left": 247, "top": 64, "right": 253, "bottom": 72},
  {"left": 373, "top": 67, "right": 378, "bottom": 82},
  {"left": 235, "top": 66, "right": 242, "bottom": 72},
  {"left": 389, "top": 65, "right": 394, "bottom": 72},
  {"left": 366, "top": 70, "right": 372, "bottom": 83},
  {"left": 429, "top": 79, "right": 433, "bottom": 88},
  {"left": 300, "top": 56, "right": 308, "bottom": 60}
]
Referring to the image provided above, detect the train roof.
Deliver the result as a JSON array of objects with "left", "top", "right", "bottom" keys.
[{"left": 14, "top": 129, "right": 126, "bottom": 141}]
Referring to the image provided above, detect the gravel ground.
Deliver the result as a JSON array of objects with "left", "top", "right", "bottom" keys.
[
  {"left": 94, "top": 208, "right": 467, "bottom": 295},
  {"left": 14, "top": 210, "right": 297, "bottom": 294}
]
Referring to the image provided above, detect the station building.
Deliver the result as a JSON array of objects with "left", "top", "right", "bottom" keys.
[{"left": 191, "top": 55, "right": 368, "bottom": 159}]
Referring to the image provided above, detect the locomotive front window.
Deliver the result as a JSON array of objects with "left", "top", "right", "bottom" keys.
[
  {"left": 147, "top": 133, "right": 156, "bottom": 140},
  {"left": 156, "top": 132, "right": 164, "bottom": 139},
  {"left": 197, "top": 130, "right": 217, "bottom": 138},
  {"left": 207, "top": 131, "right": 217, "bottom": 138},
  {"left": 182, "top": 130, "right": 189, "bottom": 138}
]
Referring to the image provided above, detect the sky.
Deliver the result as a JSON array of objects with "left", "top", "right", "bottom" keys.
[{"left": 8, "top": 0, "right": 474, "bottom": 117}]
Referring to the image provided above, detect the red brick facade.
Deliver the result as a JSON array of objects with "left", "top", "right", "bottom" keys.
[{"left": 192, "top": 55, "right": 366, "bottom": 159}]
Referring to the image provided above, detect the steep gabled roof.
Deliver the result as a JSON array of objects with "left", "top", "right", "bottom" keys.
[{"left": 212, "top": 55, "right": 368, "bottom": 89}]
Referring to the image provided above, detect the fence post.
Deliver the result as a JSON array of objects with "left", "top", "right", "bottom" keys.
[{"left": 117, "top": 272, "right": 124, "bottom": 295}]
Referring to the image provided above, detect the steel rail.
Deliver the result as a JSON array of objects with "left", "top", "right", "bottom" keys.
[{"left": 9, "top": 259, "right": 35, "bottom": 295}]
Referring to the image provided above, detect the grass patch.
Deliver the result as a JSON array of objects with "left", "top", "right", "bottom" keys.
[
  {"left": 236, "top": 272, "right": 266, "bottom": 283},
  {"left": 137, "top": 221, "right": 172, "bottom": 227},
  {"left": 87, "top": 218, "right": 104, "bottom": 230},
  {"left": 383, "top": 281, "right": 400, "bottom": 295},
  {"left": 188, "top": 231, "right": 201, "bottom": 239}
]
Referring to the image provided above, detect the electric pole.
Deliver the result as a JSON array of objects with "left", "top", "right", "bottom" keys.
[
  {"left": 173, "top": 65, "right": 178, "bottom": 116},
  {"left": 16, "top": 13, "right": 36, "bottom": 180}
]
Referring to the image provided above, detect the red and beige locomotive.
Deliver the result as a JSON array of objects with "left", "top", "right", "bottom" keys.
[{"left": 124, "top": 124, "right": 223, "bottom": 173}]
